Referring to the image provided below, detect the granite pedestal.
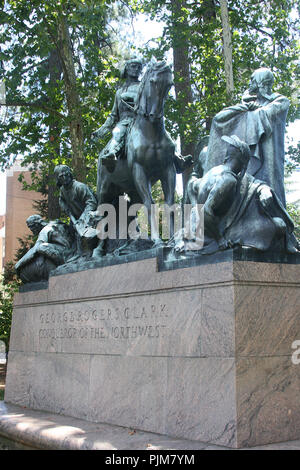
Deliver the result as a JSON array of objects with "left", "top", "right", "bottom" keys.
[{"left": 4, "top": 250, "right": 300, "bottom": 448}]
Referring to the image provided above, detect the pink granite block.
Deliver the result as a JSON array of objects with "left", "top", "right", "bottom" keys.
[
  {"left": 5, "top": 258, "right": 300, "bottom": 448},
  {"left": 236, "top": 356, "right": 300, "bottom": 447},
  {"left": 235, "top": 284, "right": 300, "bottom": 357}
]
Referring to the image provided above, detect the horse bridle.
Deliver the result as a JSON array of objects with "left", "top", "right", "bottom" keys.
[{"left": 134, "top": 62, "right": 173, "bottom": 120}]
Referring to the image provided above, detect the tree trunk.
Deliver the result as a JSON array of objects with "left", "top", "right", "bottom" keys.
[
  {"left": 47, "top": 48, "right": 62, "bottom": 220},
  {"left": 171, "top": 0, "right": 195, "bottom": 189},
  {"left": 57, "top": 14, "right": 86, "bottom": 182},
  {"left": 202, "top": 0, "right": 217, "bottom": 132},
  {"left": 220, "top": 0, "right": 234, "bottom": 99}
]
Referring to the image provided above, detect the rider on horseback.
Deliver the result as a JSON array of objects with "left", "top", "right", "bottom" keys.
[
  {"left": 93, "top": 58, "right": 192, "bottom": 173},
  {"left": 93, "top": 58, "right": 142, "bottom": 160}
]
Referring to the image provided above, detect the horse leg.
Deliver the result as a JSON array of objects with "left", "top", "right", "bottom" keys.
[
  {"left": 94, "top": 169, "right": 115, "bottom": 259},
  {"left": 96, "top": 156, "right": 104, "bottom": 198},
  {"left": 161, "top": 166, "right": 176, "bottom": 239},
  {"left": 97, "top": 170, "right": 112, "bottom": 205},
  {"left": 132, "top": 162, "right": 161, "bottom": 243}
]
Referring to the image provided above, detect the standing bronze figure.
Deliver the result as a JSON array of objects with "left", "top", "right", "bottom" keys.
[{"left": 204, "top": 68, "right": 289, "bottom": 206}]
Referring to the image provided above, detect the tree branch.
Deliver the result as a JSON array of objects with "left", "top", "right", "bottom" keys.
[{"left": 0, "top": 101, "right": 65, "bottom": 118}]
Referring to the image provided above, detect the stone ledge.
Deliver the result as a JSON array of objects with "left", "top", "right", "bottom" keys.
[
  {"left": 1, "top": 401, "right": 300, "bottom": 451},
  {"left": 18, "top": 247, "right": 300, "bottom": 294},
  {"left": 0, "top": 401, "right": 225, "bottom": 450}
]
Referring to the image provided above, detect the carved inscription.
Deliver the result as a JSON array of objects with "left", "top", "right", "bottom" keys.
[{"left": 38, "top": 303, "right": 168, "bottom": 341}]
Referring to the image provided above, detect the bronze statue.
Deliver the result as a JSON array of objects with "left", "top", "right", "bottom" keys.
[
  {"left": 204, "top": 68, "right": 290, "bottom": 206},
  {"left": 15, "top": 63, "right": 299, "bottom": 281},
  {"left": 15, "top": 215, "right": 74, "bottom": 283},
  {"left": 93, "top": 58, "right": 191, "bottom": 170},
  {"left": 54, "top": 165, "right": 99, "bottom": 255},
  {"left": 93, "top": 58, "right": 143, "bottom": 161},
  {"left": 178, "top": 135, "right": 299, "bottom": 254},
  {"left": 96, "top": 58, "right": 192, "bottom": 250}
]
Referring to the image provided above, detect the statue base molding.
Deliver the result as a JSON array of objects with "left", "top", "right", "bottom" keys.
[{"left": 5, "top": 253, "right": 300, "bottom": 448}]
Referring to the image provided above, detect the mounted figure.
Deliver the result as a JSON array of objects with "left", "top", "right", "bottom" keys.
[
  {"left": 94, "top": 58, "right": 192, "bottom": 256},
  {"left": 93, "top": 58, "right": 143, "bottom": 164}
]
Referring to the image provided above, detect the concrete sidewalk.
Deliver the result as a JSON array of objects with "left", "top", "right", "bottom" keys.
[{"left": 1, "top": 401, "right": 300, "bottom": 450}]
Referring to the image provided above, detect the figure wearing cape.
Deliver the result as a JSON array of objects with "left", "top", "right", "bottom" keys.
[
  {"left": 203, "top": 68, "right": 289, "bottom": 207},
  {"left": 93, "top": 59, "right": 143, "bottom": 161}
]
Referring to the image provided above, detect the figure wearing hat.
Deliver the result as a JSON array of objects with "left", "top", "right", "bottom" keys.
[
  {"left": 93, "top": 57, "right": 193, "bottom": 172},
  {"left": 93, "top": 58, "right": 143, "bottom": 160}
]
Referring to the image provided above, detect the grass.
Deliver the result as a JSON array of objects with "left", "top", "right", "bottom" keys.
[{"left": 0, "top": 389, "right": 4, "bottom": 400}]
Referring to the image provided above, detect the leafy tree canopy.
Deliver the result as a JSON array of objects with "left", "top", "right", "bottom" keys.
[
  {"left": 0, "top": 0, "right": 135, "bottom": 194},
  {"left": 0, "top": 0, "right": 299, "bottom": 202},
  {"left": 130, "top": 0, "right": 299, "bottom": 153}
]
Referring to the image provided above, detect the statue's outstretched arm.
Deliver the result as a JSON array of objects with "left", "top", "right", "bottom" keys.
[
  {"left": 213, "top": 103, "right": 248, "bottom": 123},
  {"left": 15, "top": 229, "right": 49, "bottom": 270},
  {"left": 15, "top": 245, "right": 37, "bottom": 271}
]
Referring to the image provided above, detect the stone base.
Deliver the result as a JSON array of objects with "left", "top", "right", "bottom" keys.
[
  {"left": 5, "top": 254, "right": 300, "bottom": 448},
  {"left": 1, "top": 402, "right": 300, "bottom": 450}
]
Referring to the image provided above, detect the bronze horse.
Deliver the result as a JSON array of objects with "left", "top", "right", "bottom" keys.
[{"left": 96, "top": 59, "right": 176, "bottom": 244}]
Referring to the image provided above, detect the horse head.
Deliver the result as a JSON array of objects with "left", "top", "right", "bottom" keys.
[{"left": 135, "top": 59, "right": 174, "bottom": 121}]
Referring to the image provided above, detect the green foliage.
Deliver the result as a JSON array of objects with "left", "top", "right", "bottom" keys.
[
  {"left": 0, "top": 0, "right": 133, "bottom": 197},
  {"left": 286, "top": 202, "right": 300, "bottom": 241},
  {"left": 0, "top": 0, "right": 299, "bottom": 209},
  {"left": 285, "top": 140, "right": 300, "bottom": 175},
  {"left": 131, "top": 0, "right": 300, "bottom": 155},
  {"left": 0, "top": 221, "right": 37, "bottom": 356},
  {"left": 0, "top": 265, "right": 20, "bottom": 356},
  {"left": 15, "top": 234, "right": 36, "bottom": 262}
]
